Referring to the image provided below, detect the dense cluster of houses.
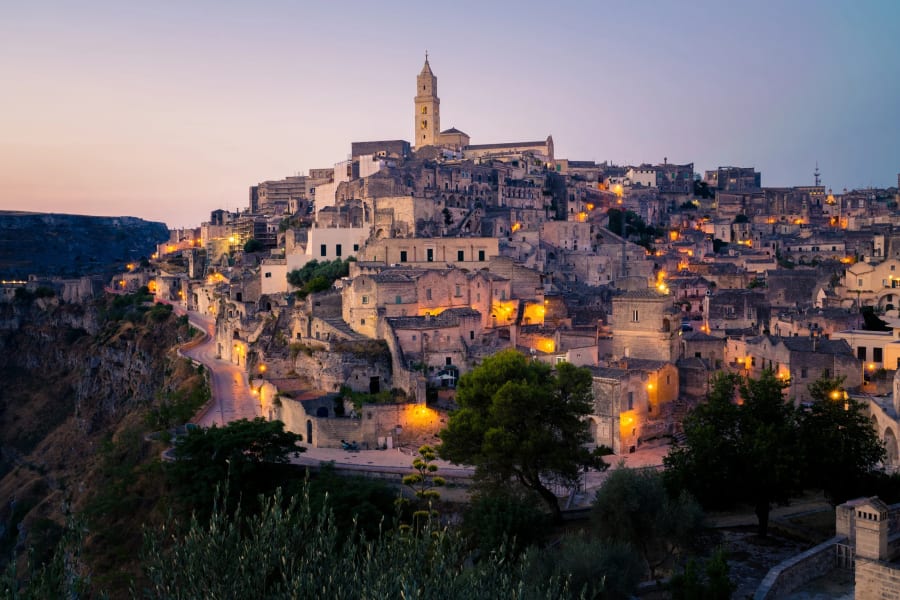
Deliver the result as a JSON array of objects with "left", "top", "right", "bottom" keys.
[{"left": 113, "top": 58, "right": 900, "bottom": 458}]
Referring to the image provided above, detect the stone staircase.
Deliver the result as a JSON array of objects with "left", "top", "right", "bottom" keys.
[{"left": 321, "top": 317, "right": 368, "bottom": 341}]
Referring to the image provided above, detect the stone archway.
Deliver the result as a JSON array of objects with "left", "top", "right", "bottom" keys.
[{"left": 885, "top": 427, "right": 899, "bottom": 466}]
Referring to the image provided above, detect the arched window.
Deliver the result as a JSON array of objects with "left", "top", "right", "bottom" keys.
[{"left": 421, "top": 106, "right": 428, "bottom": 115}]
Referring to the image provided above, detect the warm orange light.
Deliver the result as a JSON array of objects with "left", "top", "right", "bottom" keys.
[
  {"left": 586, "top": 203, "right": 594, "bottom": 211},
  {"left": 647, "top": 383, "right": 654, "bottom": 391},
  {"left": 669, "top": 230, "right": 679, "bottom": 241},
  {"left": 259, "top": 364, "right": 267, "bottom": 373},
  {"left": 511, "top": 222, "right": 522, "bottom": 232},
  {"left": 868, "top": 363, "right": 876, "bottom": 371}
]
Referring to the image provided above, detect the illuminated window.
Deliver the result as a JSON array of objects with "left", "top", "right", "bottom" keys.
[
  {"left": 422, "top": 106, "right": 428, "bottom": 115},
  {"left": 421, "top": 120, "right": 428, "bottom": 130}
]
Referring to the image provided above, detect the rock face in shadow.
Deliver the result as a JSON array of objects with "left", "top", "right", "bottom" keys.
[{"left": 0, "top": 211, "right": 169, "bottom": 279}]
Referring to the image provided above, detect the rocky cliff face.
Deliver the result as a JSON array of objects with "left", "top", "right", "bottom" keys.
[
  {"left": 0, "top": 293, "right": 187, "bottom": 566},
  {"left": 0, "top": 211, "right": 169, "bottom": 279}
]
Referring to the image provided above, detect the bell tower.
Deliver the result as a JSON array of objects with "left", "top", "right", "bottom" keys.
[{"left": 414, "top": 53, "right": 440, "bottom": 148}]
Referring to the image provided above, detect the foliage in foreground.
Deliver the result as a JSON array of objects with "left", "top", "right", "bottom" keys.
[
  {"left": 593, "top": 467, "right": 704, "bottom": 579},
  {"left": 141, "top": 488, "right": 585, "bottom": 600}
]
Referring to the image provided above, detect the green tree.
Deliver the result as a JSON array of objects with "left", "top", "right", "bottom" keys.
[
  {"left": 243, "top": 238, "right": 264, "bottom": 253},
  {"left": 665, "top": 371, "right": 800, "bottom": 537},
  {"left": 439, "top": 350, "right": 610, "bottom": 522},
  {"left": 523, "top": 537, "right": 643, "bottom": 600},
  {"left": 286, "top": 259, "right": 351, "bottom": 298},
  {"left": 799, "top": 375, "right": 885, "bottom": 504},
  {"left": 167, "top": 418, "right": 303, "bottom": 519},
  {"left": 461, "top": 485, "right": 549, "bottom": 557},
  {"left": 401, "top": 445, "right": 446, "bottom": 524},
  {"left": 592, "top": 467, "right": 704, "bottom": 579},
  {"left": 669, "top": 547, "right": 735, "bottom": 600}
]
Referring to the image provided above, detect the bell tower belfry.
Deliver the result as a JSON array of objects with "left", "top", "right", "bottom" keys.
[{"left": 414, "top": 53, "right": 440, "bottom": 148}]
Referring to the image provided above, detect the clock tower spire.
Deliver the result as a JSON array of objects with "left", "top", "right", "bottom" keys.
[{"left": 414, "top": 54, "right": 440, "bottom": 147}]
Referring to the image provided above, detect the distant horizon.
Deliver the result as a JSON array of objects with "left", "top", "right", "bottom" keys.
[{"left": 2, "top": 1, "right": 898, "bottom": 229}]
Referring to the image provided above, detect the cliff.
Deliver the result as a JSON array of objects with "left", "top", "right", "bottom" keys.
[
  {"left": 0, "top": 211, "right": 169, "bottom": 279},
  {"left": 0, "top": 291, "right": 197, "bottom": 587}
]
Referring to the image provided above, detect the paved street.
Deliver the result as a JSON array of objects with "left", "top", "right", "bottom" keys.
[{"left": 177, "top": 310, "right": 262, "bottom": 427}]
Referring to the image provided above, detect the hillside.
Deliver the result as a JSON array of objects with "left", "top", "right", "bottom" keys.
[
  {"left": 0, "top": 290, "right": 203, "bottom": 594},
  {"left": 0, "top": 211, "right": 169, "bottom": 279}
]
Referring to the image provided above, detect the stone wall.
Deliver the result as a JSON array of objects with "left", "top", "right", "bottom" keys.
[
  {"left": 752, "top": 536, "right": 845, "bottom": 600},
  {"left": 276, "top": 398, "right": 444, "bottom": 449},
  {"left": 855, "top": 559, "right": 900, "bottom": 600}
]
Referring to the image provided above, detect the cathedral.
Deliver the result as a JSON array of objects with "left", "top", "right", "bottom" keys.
[{"left": 414, "top": 55, "right": 554, "bottom": 162}]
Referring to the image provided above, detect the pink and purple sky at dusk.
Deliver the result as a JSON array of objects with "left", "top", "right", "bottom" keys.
[{"left": 1, "top": 1, "right": 898, "bottom": 228}]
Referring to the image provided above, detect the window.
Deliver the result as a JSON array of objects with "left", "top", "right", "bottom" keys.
[
  {"left": 446, "top": 357, "right": 452, "bottom": 366},
  {"left": 632, "top": 309, "right": 639, "bottom": 322},
  {"left": 396, "top": 295, "right": 402, "bottom": 304},
  {"left": 470, "top": 330, "right": 475, "bottom": 340},
  {"left": 478, "top": 250, "right": 485, "bottom": 261},
  {"left": 824, "top": 369, "right": 830, "bottom": 377},
  {"left": 421, "top": 106, "right": 427, "bottom": 115},
  {"left": 801, "top": 367, "right": 808, "bottom": 378},
  {"left": 353, "top": 244, "right": 359, "bottom": 252},
  {"left": 264, "top": 272, "right": 272, "bottom": 278},
  {"left": 751, "top": 357, "right": 756, "bottom": 367},
  {"left": 335, "top": 244, "right": 342, "bottom": 257},
  {"left": 360, "top": 319, "right": 366, "bottom": 325},
  {"left": 421, "top": 119, "right": 427, "bottom": 130},
  {"left": 666, "top": 375, "right": 670, "bottom": 385},
  {"left": 455, "top": 284, "right": 461, "bottom": 297},
  {"left": 874, "top": 347, "right": 883, "bottom": 362},
  {"left": 426, "top": 288, "right": 432, "bottom": 300},
  {"left": 858, "top": 347, "right": 867, "bottom": 361},
  {"left": 361, "top": 295, "right": 369, "bottom": 304},
  {"left": 457, "top": 250, "right": 465, "bottom": 262},
  {"left": 320, "top": 244, "right": 327, "bottom": 257},
  {"left": 426, "top": 248, "right": 434, "bottom": 262},
  {"left": 400, "top": 250, "right": 408, "bottom": 262},
  {"left": 627, "top": 392, "right": 634, "bottom": 411},
  {"left": 412, "top": 335, "right": 416, "bottom": 341},
  {"left": 858, "top": 278, "right": 864, "bottom": 286},
  {"left": 476, "top": 293, "right": 480, "bottom": 302}
]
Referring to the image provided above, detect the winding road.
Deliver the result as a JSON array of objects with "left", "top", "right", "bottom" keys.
[{"left": 177, "top": 310, "right": 261, "bottom": 426}]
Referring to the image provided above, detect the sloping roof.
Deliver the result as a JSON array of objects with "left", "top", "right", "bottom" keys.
[
  {"left": 441, "top": 127, "right": 468, "bottom": 135},
  {"left": 387, "top": 307, "right": 481, "bottom": 330},
  {"left": 465, "top": 140, "right": 548, "bottom": 150}
]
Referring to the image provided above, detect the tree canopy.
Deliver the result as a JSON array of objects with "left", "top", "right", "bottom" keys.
[
  {"left": 665, "top": 371, "right": 886, "bottom": 535},
  {"left": 798, "top": 375, "right": 885, "bottom": 504},
  {"left": 438, "top": 349, "right": 610, "bottom": 521},
  {"left": 286, "top": 259, "right": 351, "bottom": 298},
  {"left": 664, "top": 371, "right": 800, "bottom": 536},
  {"left": 592, "top": 467, "right": 704, "bottom": 579},
  {"left": 167, "top": 418, "right": 303, "bottom": 518}
]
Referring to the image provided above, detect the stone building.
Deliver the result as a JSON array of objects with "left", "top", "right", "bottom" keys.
[
  {"left": 725, "top": 335, "right": 862, "bottom": 404},
  {"left": 588, "top": 359, "right": 678, "bottom": 454},
  {"left": 609, "top": 287, "right": 680, "bottom": 362}
]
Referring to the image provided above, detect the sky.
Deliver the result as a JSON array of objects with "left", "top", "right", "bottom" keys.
[{"left": 1, "top": 1, "right": 898, "bottom": 229}]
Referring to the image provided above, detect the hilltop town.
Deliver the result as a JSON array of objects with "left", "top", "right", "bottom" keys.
[{"left": 101, "top": 57, "right": 900, "bottom": 463}]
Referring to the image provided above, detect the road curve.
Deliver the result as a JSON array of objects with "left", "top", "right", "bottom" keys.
[{"left": 177, "top": 310, "right": 261, "bottom": 427}]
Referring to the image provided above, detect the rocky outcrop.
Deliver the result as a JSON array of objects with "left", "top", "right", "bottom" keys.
[{"left": 0, "top": 211, "right": 169, "bottom": 279}]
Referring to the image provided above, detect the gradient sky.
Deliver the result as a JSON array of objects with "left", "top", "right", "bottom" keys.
[{"left": 1, "top": 1, "right": 898, "bottom": 228}]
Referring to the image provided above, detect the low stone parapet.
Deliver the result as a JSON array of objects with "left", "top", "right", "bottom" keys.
[{"left": 753, "top": 535, "right": 846, "bottom": 600}]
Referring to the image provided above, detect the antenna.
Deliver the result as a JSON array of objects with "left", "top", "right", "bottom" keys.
[{"left": 814, "top": 162, "right": 821, "bottom": 187}]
